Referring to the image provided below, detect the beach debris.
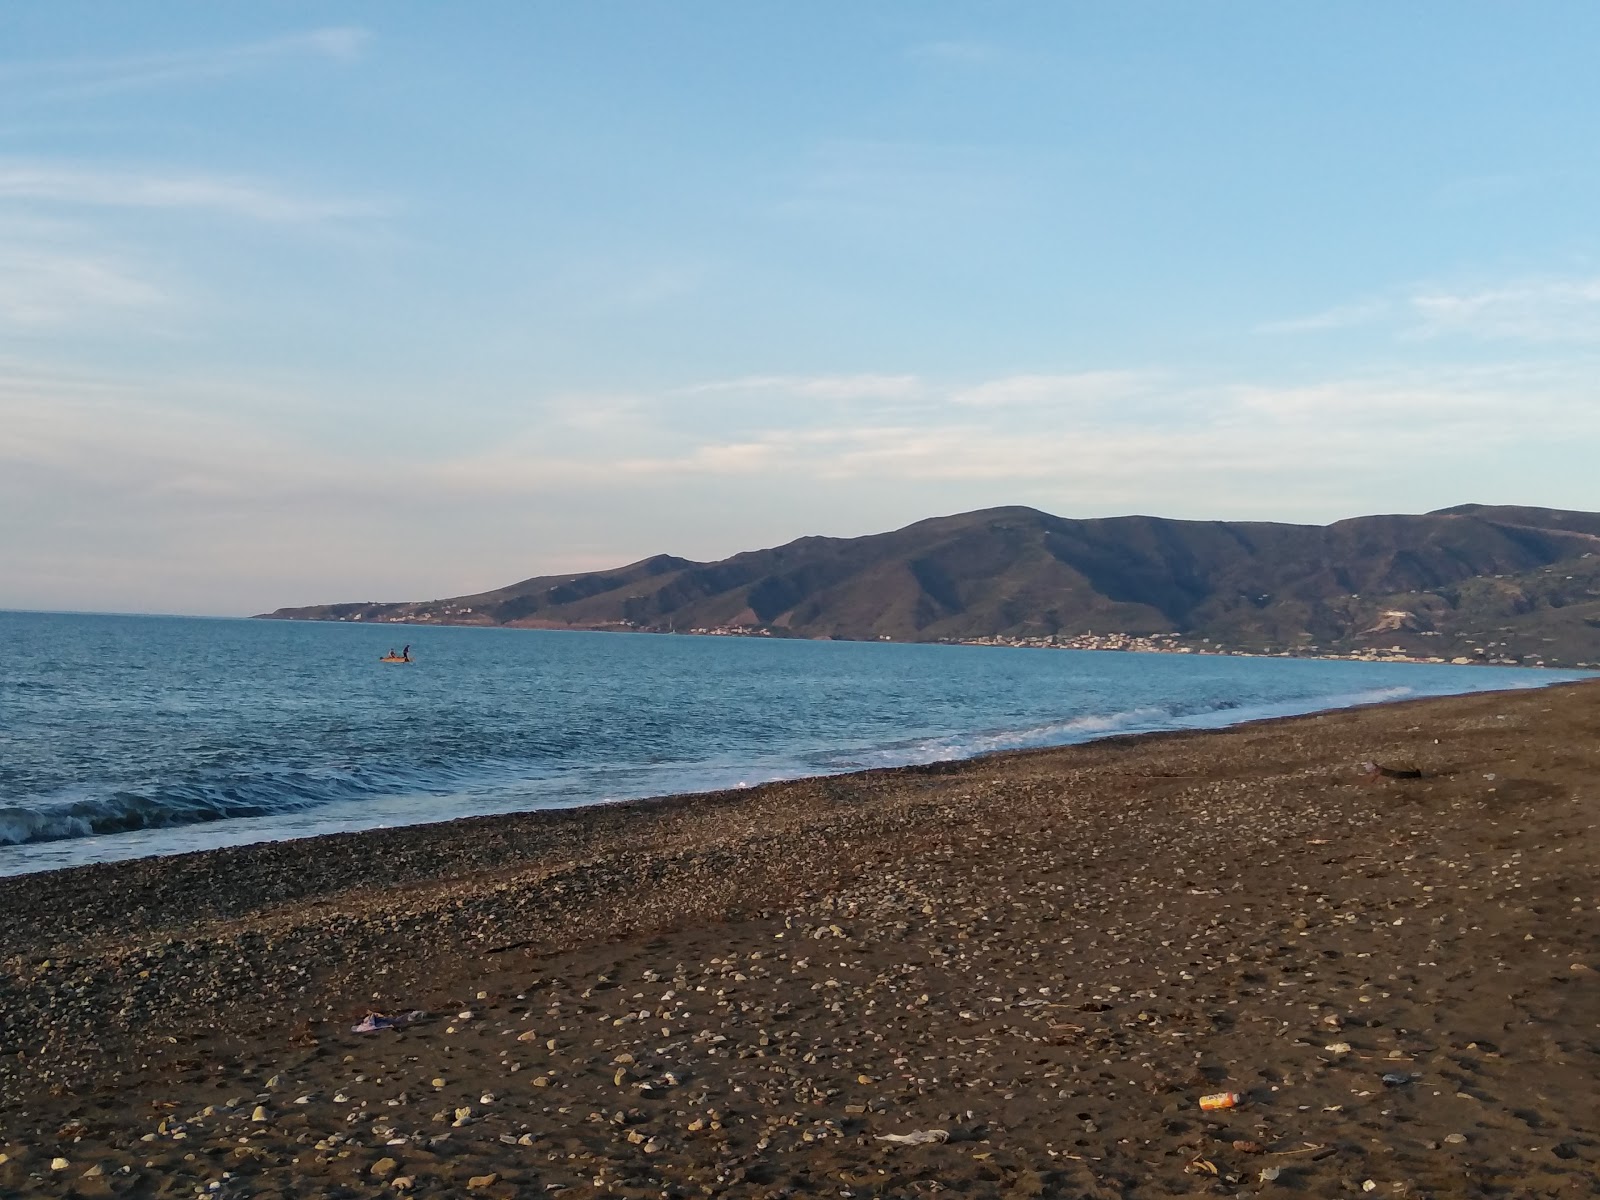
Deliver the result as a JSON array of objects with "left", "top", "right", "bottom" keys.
[
  {"left": 352, "top": 1010, "right": 423, "bottom": 1034},
  {"left": 1381, "top": 1072, "right": 1413, "bottom": 1086},
  {"left": 1358, "top": 761, "right": 1422, "bottom": 780},
  {"left": 1259, "top": 1166, "right": 1282, "bottom": 1183},
  {"left": 875, "top": 1129, "right": 949, "bottom": 1145},
  {"left": 1198, "top": 1091, "right": 1242, "bottom": 1111}
]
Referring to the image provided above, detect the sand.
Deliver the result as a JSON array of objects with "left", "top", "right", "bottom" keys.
[{"left": 2, "top": 680, "right": 1597, "bottom": 1198}]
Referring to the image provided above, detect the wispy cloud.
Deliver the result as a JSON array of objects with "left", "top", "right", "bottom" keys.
[
  {"left": 6, "top": 351, "right": 1597, "bottom": 613},
  {"left": 1256, "top": 298, "right": 1393, "bottom": 335},
  {"left": 906, "top": 40, "right": 1006, "bottom": 66},
  {"left": 1262, "top": 274, "right": 1600, "bottom": 343},
  {"left": 776, "top": 139, "right": 1024, "bottom": 233},
  {"left": 0, "top": 243, "right": 164, "bottom": 327},
  {"left": 1410, "top": 278, "right": 1600, "bottom": 342},
  {"left": 0, "top": 28, "right": 370, "bottom": 101},
  {"left": 951, "top": 370, "right": 1160, "bottom": 408},
  {"left": 0, "top": 161, "right": 381, "bottom": 223},
  {"left": 675, "top": 374, "right": 923, "bottom": 402}
]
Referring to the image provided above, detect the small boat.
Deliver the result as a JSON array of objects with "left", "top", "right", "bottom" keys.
[{"left": 379, "top": 655, "right": 411, "bottom": 664}]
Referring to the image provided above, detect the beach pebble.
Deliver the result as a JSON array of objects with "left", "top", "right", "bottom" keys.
[
  {"left": 1444, "top": 1133, "right": 1467, "bottom": 1145},
  {"left": 467, "top": 1173, "right": 500, "bottom": 1190},
  {"left": 370, "top": 1157, "right": 398, "bottom": 1178},
  {"left": 1260, "top": 1166, "right": 1281, "bottom": 1183},
  {"left": 50, "top": 1157, "right": 69, "bottom": 1171},
  {"left": 250, "top": 1106, "right": 268, "bottom": 1123}
]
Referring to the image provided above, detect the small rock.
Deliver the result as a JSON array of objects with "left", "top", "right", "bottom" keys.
[
  {"left": 1259, "top": 1166, "right": 1281, "bottom": 1183},
  {"left": 467, "top": 1173, "right": 499, "bottom": 1190},
  {"left": 1444, "top": 1133, "right": 1467, "bottom": 1145},
  {"left": 250, "top": 1106, "right": 268, "bottom": 1123},
  {"left": 371, "top": 1157, "right": 399, "bottom": 1178},
  {"left": 50, "top": 1157, "right": 69, "bottom": 1171}
]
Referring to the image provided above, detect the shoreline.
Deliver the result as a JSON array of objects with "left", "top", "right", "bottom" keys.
[
  {"left": 3, "top": 680, "right": 1597, "bottom": 1197},
  {"left": 252, "top": 613, "right": 1599, "bottom": 669},
  {"left": 5, "top": 659, "right": 1588, "bottom": 880}
]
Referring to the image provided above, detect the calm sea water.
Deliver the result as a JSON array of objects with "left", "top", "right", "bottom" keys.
[{"left": 0, "top": 611, "right": 1587, "bottom": 877}]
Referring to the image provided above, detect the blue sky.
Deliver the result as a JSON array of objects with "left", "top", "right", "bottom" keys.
[{"left": 3, "top": 4, "right": 1598, "bottom": 614}]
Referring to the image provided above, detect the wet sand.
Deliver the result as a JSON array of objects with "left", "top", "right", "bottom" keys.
[{"left": 2, "top": 681, "right": 1597, "bottom": 1198}]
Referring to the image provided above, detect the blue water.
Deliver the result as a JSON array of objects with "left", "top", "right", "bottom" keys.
[{"left": 0, "top": 611, "right": 1587, "bottom": 877}]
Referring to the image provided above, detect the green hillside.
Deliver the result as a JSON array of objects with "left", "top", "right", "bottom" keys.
[{"left": 258, "top": 504, "right": 1600, "bottom": 668}]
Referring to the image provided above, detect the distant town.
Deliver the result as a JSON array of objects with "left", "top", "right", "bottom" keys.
[{"left": 333, "top": 606, "right": 1587, "bottom": 668}]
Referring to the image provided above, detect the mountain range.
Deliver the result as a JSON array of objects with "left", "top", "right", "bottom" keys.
[{"left": 258, "top": 503, "right": 1600, "bottom": 668}]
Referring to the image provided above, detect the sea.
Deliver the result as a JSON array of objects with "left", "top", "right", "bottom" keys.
[{"left": 1, "top": 610, "right": 1589, "bottom": 878}]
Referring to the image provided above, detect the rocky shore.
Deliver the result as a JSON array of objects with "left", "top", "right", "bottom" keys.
[{"left": 3, "top": 681, "right": 1597, "bottom": 1198}]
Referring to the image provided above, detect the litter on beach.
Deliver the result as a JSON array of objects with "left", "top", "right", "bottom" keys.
[
  {"left": 875, "top": 1129, "right": 950, "bottom": 1146},
  {"left": 351, "top": 1010, "right": 425, "bottom": 1034}
]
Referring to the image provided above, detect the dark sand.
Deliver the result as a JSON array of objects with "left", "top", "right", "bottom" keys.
[{"left": 2, "top": 681, "right": 1597, "bottom": 1198}]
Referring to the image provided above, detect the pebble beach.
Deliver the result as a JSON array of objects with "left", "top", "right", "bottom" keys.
[{"left": 2, "top": 680, "right": 1597, "bottom": 1199}]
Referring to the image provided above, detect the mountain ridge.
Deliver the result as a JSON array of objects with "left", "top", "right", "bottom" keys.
[{"left": 258, "top": 504, "right": 1600, "bottom": 668}]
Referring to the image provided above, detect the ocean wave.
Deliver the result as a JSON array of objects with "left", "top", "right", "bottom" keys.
[{"left": 0, "top": 767, "right": 424, "bottom": 847}]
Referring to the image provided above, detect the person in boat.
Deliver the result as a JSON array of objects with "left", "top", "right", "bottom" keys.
[{"left": 402, "top": 644, "right": 411, "bottom": 662}]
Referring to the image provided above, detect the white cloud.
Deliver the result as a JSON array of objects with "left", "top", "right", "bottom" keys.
[
  {"left": 906, "top": 40, "right": 1006, "bottom": 66},
  {"left": 0, "top": 161, "right": 380, "bottom": 223},
  {"left": 776, "top": 139, "right": 1024, "bottom": 232},
  {"left": 1256, "top": 299, "right": 1392, "bottom": 335},
  {"left": 0, "top": 243, "right": 164, "bottom": 327},
  {"left": 951, "top": 370, "right": 1160, "bottom": 408},
  {"left": 1263, "top": 275, "right": 1600, "bottom": 344},
  {"left": 674, "top": 374, "right": 923, "bottom": 402},
  {"left": 0, "top": 28, "right": 371, "bottom": 100},
  {"left": 1410, "top": 278, "right": 1600, "bottom": 342},
  {"left": 5, "top": 351, "right": 1597, "bottom": 614}
]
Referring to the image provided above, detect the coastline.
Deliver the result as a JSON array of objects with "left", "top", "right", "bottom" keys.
[
  {"left": 253, "top": 612, "right": 1598, "bottom": 669},
  {"left": 3, "top": 680, "right": 1597, "bottom": 1196}
]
